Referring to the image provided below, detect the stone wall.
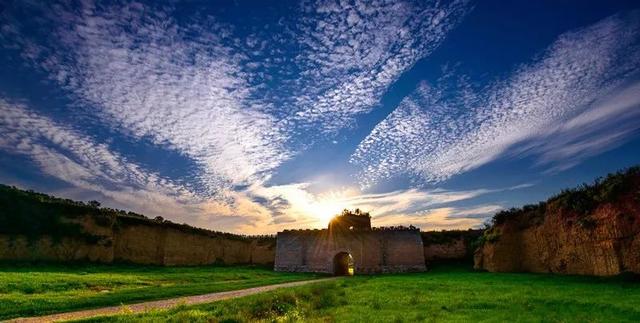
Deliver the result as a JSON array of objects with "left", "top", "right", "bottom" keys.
[
  {"left": 274, "top": 228, "right": 426, "bottom": 274},
  {"left": 424, "top": 238, "right": 466, "bottom": 261},
  {"left": 0, "top": 215, "right": 276, "bottom": 266},
  {"left": 421, "top": 230, "right": 481, "bottom": 263}
]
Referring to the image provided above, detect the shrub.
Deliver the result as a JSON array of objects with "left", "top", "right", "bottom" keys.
[
  {"left": 489, "top": 165, "right": 639, "bottom": 227},
  {"left": 249, "top": 292, "right": 298, "bottom": 319},
  {"left": 421, "top": 229, "right": 482, "bottom": 245},
  {"left": 484, "top": 230, "right": 501, "bottom": 243}
]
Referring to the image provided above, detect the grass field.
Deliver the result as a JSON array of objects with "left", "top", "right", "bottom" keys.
[
  {"left": 0, "top": 262, "right": 317, "bottom": 320},
  {"left": 78, "top": 264, "right": 640, "bottom": 323}
]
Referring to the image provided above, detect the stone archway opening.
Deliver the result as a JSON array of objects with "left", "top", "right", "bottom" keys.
[{"left": 333, "top": 252, "right": 354, "bottom": 276}]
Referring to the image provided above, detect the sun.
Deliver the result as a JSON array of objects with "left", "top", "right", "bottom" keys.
[
  {"left": 300, "top": 187, "right": 359, "bottom": 225},
  {"left": 311, "top": 201, "right": 341, "bottom": 224},
  {"left": 310, "top": 198, "right": 344, "bottom": 224}
]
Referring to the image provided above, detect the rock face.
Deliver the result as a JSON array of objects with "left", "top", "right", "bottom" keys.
[
  {"left": 422, "top": 230, "right": 481, "bottom": 263},
  {"left": 274, "top": 225, "right": 426, "bottom": 274},
  {"left": 0, "top": 215, "right": 276, "bottom": 266},
  {"left": 475, "top": 181, "right": 640, "bottom": 276}
]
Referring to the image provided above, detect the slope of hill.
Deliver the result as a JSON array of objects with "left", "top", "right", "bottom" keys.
[{"left": 475, "top": 166, "right": 640, "bottom": 275}]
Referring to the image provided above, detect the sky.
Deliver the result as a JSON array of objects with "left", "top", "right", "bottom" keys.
[{"left": 1, "top": 0, "right": 639, "bottom": 234}]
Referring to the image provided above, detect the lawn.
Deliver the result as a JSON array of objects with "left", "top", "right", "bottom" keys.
[
  {"left": 79, "top": 264, "right": 640, "bottom": 323},
  {"left": 0, "top": 262, "right": 317, "bottom": 320}
]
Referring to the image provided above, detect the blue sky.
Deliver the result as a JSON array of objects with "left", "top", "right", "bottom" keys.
[{"left": 1, "top": 0, "right": 639, "bottom": 234}]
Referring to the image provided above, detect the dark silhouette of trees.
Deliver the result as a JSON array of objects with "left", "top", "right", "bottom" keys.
[{"left": 338, "top": 208, "right": 370, "bottom": 218}]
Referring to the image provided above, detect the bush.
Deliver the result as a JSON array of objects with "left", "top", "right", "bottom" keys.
[
  {"left": 421, "top": 229, "right": 482, "bottom": 245},
  {"left": 249, "top": 292, "right": 298, "bottom": 319}
]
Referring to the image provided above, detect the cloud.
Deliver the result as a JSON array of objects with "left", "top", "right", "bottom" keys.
[
  {"left": 351, "top": 12, "right": 640, "bottom": 187},
  {"left": 1, "top": 0, "right": 470, "bottom": 197},
  {"left": 0, "top": 98, "right": 191, "bottom": 213},
  {"left": 0, "top": 96, "right": 512, "bottom": 234},
  {"left": 0, "top": 98, "right": 281, "bottom": 232},
  {"left": 287, "top": 0, "right": 470, "bottom": 133},
  {"left": 1, "top": 1, "right": 290, "bottom": 196},
  {"left": 234, "top": 181, "right": 525, "bottom": 233},
  {"left": 369, "top": 204, "right": 502, "bottom": 230},
  {"left": 527, "top": 80, "right": 640, "bottom": 172}
]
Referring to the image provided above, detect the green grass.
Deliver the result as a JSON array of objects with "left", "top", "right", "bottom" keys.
[
  {"left": 0, "top": 262, "right": 317, "bottom": 320},
  {"left": 79, "top": 264, "right": 640, "bottom": 323}
]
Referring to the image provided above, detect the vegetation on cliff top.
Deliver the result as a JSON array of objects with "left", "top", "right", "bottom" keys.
[
  {"left": 495, "top": 165, "right": 639, "bottom": 225},
  {"left": 78, "top": 264, "right": 640, "bottom": 323},
  {"left": 0, "top": 184, "right": 273, "bottom": 243},
  {"left": 420, "top": 229, "right": 482, "bottom": 245},
  {"left": 479, "top": 165, "right": 640, "bottom": 244}
]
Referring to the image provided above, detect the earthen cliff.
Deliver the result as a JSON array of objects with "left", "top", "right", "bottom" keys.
[{"left": 475, "top": 167, "right": 640, "bottom": 276}]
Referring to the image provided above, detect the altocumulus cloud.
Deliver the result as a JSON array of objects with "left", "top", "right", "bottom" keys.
[
  {"left": 2, "top": 1, "right": 289, "bottom": 196},
  {"left": 1, "top": 0, "right": 470, "bottom": 196},
  {"left": 0, "top": 99, "right": 200, "bottom": 217},
  {"left": 351, "top": 11, "right": 640, "bottom": 187},
  {"left": 7, "top": 1, "right": 627, "bottom": 233},
  {"left": 287, "top": 0, "right": 470, "bottom": 133},
  {"left": 0, "top": 0, "right": 478, "bottom": 232},
  {"left": 0, "top": 98, "right": 286, "bottom": 233}
]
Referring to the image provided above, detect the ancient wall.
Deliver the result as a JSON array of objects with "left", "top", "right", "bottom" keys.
[
  {"left": 0, "top": 213, "right": 475, "bottom": 269},
  {"left": 274, "top": 228, "right": 426, "bottom": 274},
  {"left": 421, "top": 230, "right": 482, "bottom": 263},
  {"left": 474, "top": 198, "right": 640, "bottom": 276},
  {"left": 0, "top": 215, "right": 276, "bottom": 266},
  {"left": 424, "top": 238, "right": 466, "bottom": 261}
]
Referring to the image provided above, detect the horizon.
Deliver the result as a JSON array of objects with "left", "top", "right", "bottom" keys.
[{"left": 1, "top": 0, "right": 640, "bottom": 235}]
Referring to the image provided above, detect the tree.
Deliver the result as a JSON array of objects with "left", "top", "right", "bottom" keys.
[
  {"left": 88, "top": 200, "right": 101, "bottom": 208},
  {"left": 340, "top": 208, "right": 370, "bottom": 218}
]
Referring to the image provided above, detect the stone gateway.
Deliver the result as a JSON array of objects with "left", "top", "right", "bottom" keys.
[{"left": 274, "top": 212, "right": 426, "bottom": 274}]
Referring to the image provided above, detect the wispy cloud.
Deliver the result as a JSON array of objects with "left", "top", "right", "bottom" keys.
[
  {"left": 351, "top": 12, "right": 640, "bottom": 187},
  {"left": 373, "top": 204, "right": 500, "bottom": 231},
  {"left": 287, "top": 0, "right": 470, "bottom": 132},
  {"left": 1, "top": 0, "right": 470, "bottom": 196},
  {"left": 235, "top": 182, "right": 525, "bottom": 232},
  {"left": 2, "top": 1, "right": 289, "bottom": 196},
  {"left": 2, "top": 97, "right": 305, "bottom": 234},
  {"left": 0, "top": 96, "right": 514, "bottom": 234},
  {"left": 0, "top": 98, "right": 196, "bottom": 214}
]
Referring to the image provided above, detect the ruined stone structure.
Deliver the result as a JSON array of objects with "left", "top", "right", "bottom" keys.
[{"left": 274, "top": 214, "right": 426, "bottom": 274}]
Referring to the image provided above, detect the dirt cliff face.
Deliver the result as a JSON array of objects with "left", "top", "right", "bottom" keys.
[
  {"left": 0, "top": 214, "right": 276, "bottom": 266},
  {"left": 475, "top": 194, "right": 640, "bottom": 276}
]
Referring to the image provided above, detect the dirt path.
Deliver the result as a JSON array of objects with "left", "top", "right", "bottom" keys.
[{"left": 9, "top": 277, "right": 338, "bottom": 323}]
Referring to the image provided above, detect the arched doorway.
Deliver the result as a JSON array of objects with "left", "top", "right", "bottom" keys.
[{"left": 333, "top": 252, "right": 354, "bottom": 276}]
